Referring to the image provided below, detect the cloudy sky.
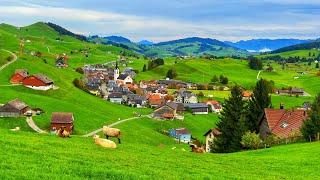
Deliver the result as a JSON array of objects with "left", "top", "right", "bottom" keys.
[{"left": 0, "top": 0, "right": 320, "bottom": 42}]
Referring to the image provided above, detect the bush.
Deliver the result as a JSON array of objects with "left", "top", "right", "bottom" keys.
[
  {"left": 264, "top": 135, "right": 279, "bottom": 148},
  {"left": 75, "top": 67, "right": 84, "bottom": 74},
  {"left": 197, "top": 91, "right": 204, "bottom": 97},
  {"left": 248, "top": 56, "right": 263, "bottom": 70},
  {"left": 166, "top": 69, "right": 177, "bottom": 79},
  {"left": 316, "top": 71, "right": 320, "bottom": 76},
  {"left": 6, "top": 56, "right": 13, "bottom": 61},
  {"left": 241, "top": 132, "right": 262, "bottom": 150}
]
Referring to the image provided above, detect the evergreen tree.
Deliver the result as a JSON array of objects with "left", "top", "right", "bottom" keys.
[
  {"left": 316, "top": 62, "right": 319, "bottom": 69},
  {"left": 301, "top": 94, "right": 320, "bottom": 141},
  {"left": 213, "top": 86, "right": 247, "bottom": 153},
  {"left": 142, "top": 64, "right": 147, "bottom": 72},
  {"left": 166, "top": 69, "right": 177, "bottom": 79},
  {"left": 245, "top": 79, "right": 272, "bottom": 133}
]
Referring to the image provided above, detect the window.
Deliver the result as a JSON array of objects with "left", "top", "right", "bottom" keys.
[{"left": 280, "top": 121, "right": 289, "bottom": 128}]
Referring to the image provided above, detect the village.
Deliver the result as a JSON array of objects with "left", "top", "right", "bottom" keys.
[{"left": 0, "top": 54, "right": 314, "bottom": 153}]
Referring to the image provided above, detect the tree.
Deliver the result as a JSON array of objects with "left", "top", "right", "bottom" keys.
[
  {"left": 301, "top": 94, "right": 320, "bottom": 141},
  {"left": 248, "top": 56, "right": 263, "bottom": 70},
  {"left": 142, "top": 64, "right": 147, "bottom": 72},
  {"left": 245, "top": 79, "right": 272, "bottom": 133},
  {"left": 211, "top": 75, "right": 219, "bottom": 84},
  {"left": 219, "top": 75, "right": 228, "bottom": 85},
  {"left": 213, "top": 86, "right": 247, "bottom": 153},
  {"left": 316, "top": 62, "right": 319, "bottom": 69},
  {"left": 166, "top": 69, "right": 177, "bottom": 79},
  {"left": 241, "top": 132, "right": 261, "bottom": 150}
]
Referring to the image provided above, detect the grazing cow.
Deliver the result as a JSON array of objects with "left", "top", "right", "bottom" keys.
[{"left": 190, "top": 144, "right": 205, "bottom": 153}]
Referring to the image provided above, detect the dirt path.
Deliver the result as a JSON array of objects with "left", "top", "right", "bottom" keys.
[
  {"left": 256, "top": 70, "right": 262, "bottom": 80},
  {"left": 0, "top": 49, "right": 18, "bottom": 72},
  {"left": 83, "top": 115, "right": 149, "bottom": 137},
  {"left": 26, "top": 117, "right": 47, "bottom": 133}
]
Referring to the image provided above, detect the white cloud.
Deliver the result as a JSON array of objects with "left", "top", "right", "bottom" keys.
[{"left": 0, "top": 4, "right": 319, "bottom": 42}]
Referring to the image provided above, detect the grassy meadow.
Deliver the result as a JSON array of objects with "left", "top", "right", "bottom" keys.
[{"left": 0, "top": 22, "right": 320, "bottom": 179}]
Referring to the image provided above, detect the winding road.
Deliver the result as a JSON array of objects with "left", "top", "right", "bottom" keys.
[
  {"left": 0, "top": 49, "right": 18, "bottom": 72},
  {"left": 83, "top": 115, "right": 150, "bottom": 137},
  {"left": 256, "top": 70, "right": 262, "bottom": 80}
]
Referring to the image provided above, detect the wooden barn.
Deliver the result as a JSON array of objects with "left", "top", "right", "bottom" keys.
[
  {"left": 22, "top": 74, "right": 54, "bottom": 91},
  {"left": 50, "top": 112, "right": 74, "bottom": 134},
  {"left": 10, "top": 69, "right": 29, "bottom": 84},
  {"left": 0, "top": 99, "right": 29, "bottom": 117}
]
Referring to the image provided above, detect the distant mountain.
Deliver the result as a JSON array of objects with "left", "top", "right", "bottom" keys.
[
  {"left": 225, "top": 39, "right": 311, "bottom": 52},
  {"left": 104, "top": 36, "right": 132, "bottom": 44},
  {"left": 137, "top": 40, "right": 153, "bottom": 45},
  {"left": 88, "top": 36, "right": 248, "bottom": 58},
  {"left": 271, "top": 39, "right": 320, "bottom": 54}
]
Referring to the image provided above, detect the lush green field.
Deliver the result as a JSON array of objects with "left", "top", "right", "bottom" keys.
[
  {"left": 1, "top": 22, "right": 320, "bottom": 179},
  {"left": 1, "top": 128, "right": 320, "bottom": 179},
  {"left": 259, "top": 49, "right": 320, "bottom": 59}
]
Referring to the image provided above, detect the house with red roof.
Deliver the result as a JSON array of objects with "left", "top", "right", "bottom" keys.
[
  {"left": 10, "top": 69, "right": 29, "bottom": 84},
  {"left": 148, "top": 93, "right": 164, "bottom": 108},
  {"left": 204, "top": 100, "right": 222, "bottom": 113},
  {"left": 22, "top": 74, "right": 54, "bottom": 91},
  {"left": 259, "top": 108, "right": 308, "bottom": 140}
]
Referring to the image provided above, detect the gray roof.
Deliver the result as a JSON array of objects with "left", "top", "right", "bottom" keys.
[
  {"left": 118, "top": 74, "right": 129, "bottom": 80},
  {"left": 185, "top": 103, "right": 208, "bottom": 109},
  {"left": 34, "top": 74, "right": 53, "bottom": 84},
  {"left": 8, "top": 99, "right": 29, "bottom": 110},
  {"left": 108, "top": 92, "right": 123, "bottom": 98}
]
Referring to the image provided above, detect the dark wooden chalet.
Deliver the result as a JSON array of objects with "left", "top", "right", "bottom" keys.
[
  {"left": 0, "top": 99, "right": 29, "bottom": 117},
  {"left": 50, "top": 112, "right": 74, "bottom": 133}
]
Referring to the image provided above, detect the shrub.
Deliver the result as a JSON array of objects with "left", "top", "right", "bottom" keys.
[
  {"left": 264, "top": 135, "right": 279, "bottom": 148},
  {"left": 6, "top": 56, "right": 13, "bottom": 61},
  {"left": 75, "top": 67, "right": 84, "bottom": 74},
  {"left": 241, "top": 132, "right": 262, "bottom": 150},
  {"left": 316, "top": 71, "right": 320, "bottom": 76},
  {"left": 197, "top": 91, "right": 204, "bottom": 97}
]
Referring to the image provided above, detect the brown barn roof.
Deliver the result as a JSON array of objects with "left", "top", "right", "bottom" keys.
[
  {"left": 264, "top": 108, "right": 308, "bottom": 138},
  {"left": 175, "top": 128, "right": 191, "bottom": 135},
  {"left": 34, "top": 74, "right": 53, "bottom": 84},
  {"left": 204, "top": 128, "right": 221, "bottom": 136},
  {"left": 8, "top": 99, "right": 28, "bottom": 110},
  {"left": 51, "top": 112, "right": 74, "bottom": 124}
]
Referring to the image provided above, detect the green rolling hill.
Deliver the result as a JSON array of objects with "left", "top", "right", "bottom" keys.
[{"left": 0, "top": 22, "right": 319, "bottom": 179}]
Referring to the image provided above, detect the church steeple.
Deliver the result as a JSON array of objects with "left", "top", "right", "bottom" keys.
[{"left": 114, "top": 61, "right": 120, "bottom": 81}]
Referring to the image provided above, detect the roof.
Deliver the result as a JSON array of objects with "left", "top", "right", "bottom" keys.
[
  {"left": 15, "top": 69, "right": 28, "bottom": 77},
  {"left": 204, "top": 100, "right": 220, "bottom": 105},
  {"left": 204, "top": 128, "right": 221, "bottom": 136},
  {"left": 7, "top": 99, "right": 29, "bottom": 110},
  {"left": 51, "top": 112, "right": 74, "bottom": 124},
  {"left": 264, "top": 108, "right": 308, "bottom": 138},
  {"left": 175, "top": 128, "right": 191, "bottom": 135},
  {"left": 34, "top": 74, "right": 53, "bottom": 84},
  {"left": 108, "top": 92, "right": 123, "bottom": 98},
  {"left": 118, "top": 74, "right": 129, "bottom": 80},
  {"left": 242, "top": 91, "right": 252, "bottom": 97},
  {"left": 185, "top": 103, "right": 208, "bottom": 109}
]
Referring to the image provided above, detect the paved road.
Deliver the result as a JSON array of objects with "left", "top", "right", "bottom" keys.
[
  {"left": 0, "top": 49, "right": 18, "bottom": 72},
  {"left": 26, "top": 117, "right": 47, "bottom": 133},
  {"left": 83, "top": 115, "right": 149, "bottom": 137}
]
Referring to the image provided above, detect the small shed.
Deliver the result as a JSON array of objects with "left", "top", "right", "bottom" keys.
[
  {"left": 169, "top": 128, "right": 191, "bottom": 143},
  {"left": 185, "top": 103, "right": 209, "bottom": 115},
  {"left": 50, "top": 112, "right": 74, "bottom": 133}
]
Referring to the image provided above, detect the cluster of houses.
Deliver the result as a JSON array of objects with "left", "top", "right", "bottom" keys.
[
  {"left": 10, "top": 69, "right": 54, "bottom": 91},
  {"left": 82, "top": 62, "right": 223, "bottom": 120}
]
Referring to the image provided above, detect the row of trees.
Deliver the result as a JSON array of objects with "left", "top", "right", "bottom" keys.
[
  {"left": 213, "top": 79, "right": 273, "bottom": 153},
  {"left": 142, "top": 58, "right": 165, "bottom": 72},
  {"left": 211, "top": 75, "right": 229, "bottom": 85}
]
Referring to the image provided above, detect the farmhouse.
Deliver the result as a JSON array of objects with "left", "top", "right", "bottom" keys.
[
  {"left": 55, "top": 55, "right": 68, "bottom": 68},
  {"left": 169, "top": 128, "right": 191, "bottom": 143},
  {"left": 203, "top": 128, "right": 221, "bottom": 152},
  {"left": 22, "top": 74, "right": 54, "bottom": 90},
  {"left": 148, "top": 93, "right": 164, "bottom": 108},
  {"left": 0, "top": 99, "right": 29, "bottom": 117},
  {"left": 51, "top": 112, "right": 74, "bottom": 134},
  {"left": 185, "top": 103, "right": 209, "bottom": 115},
  {"left": 108, "top": 92, "right": 123, "bottom": 104},
  {"left": 153, "top": 102, "right": 182, "bottom": 120},
  {"left": 205, "top": 100, "right": 222, "bottom": 113},
  {"left": 117, "top": 74, "right": 133, "bottom": 85},
  {"left": 276, "top": 88, "right": 305, "bottom": 96},
  {"left": 10, "top": 69, "right": 29, "bottom": 84},
  {"left": 259, "top": 108, "right": 308, "bottom": 140},
  {"left": 174, "top": 88, "right": 198, "bottom": 104}
]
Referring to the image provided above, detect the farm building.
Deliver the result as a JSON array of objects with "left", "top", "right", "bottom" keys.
[
  {"left": 148, "top": 93, "right": 164, "bottom": 108},
  {"left": 55, "top": 55, "right": 68, "bottom": 68},
  {"left": 153, "top": 102, "right": 182, "bottom": 120},
  {"left": 203, "top": 128, "right": 221, "bottom": 152},
  {"left": 117, "top": 74, "right": 133, "bottom": 85},
  {"left": 185, "top": 103, "right": 209, "bottom": 115},
  {"left": 242, "top": 91, "right": 252, "bottom": 100},
  {"left": 276, "top": 88, "right": 305, "bottom": 96},
  {"left": 259, "top": 108, "right": 308, "bottom": 140},
  {"left": 108, "top": 92, "right": 123, "bottom": 104},
  {"left": 10, "top": 69, "right": 29, "bottom": 84},
  {"left": 0, "top": 99, "right": 29, "bottom": 117},
  {"left": 22, "top": 74, "right": 54, "bottom": 90},
  {"left": 50, "top": 112, "right": 74, "bottom": 134},
  {"left": 205, "top": 100, "right": 222, "bottom": 113},
  {"left": 169, "top": 128, "right": 191, "bottom": 143},
  {"left": 174, "top": 88, "right": 198, "bottom": 104}
]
